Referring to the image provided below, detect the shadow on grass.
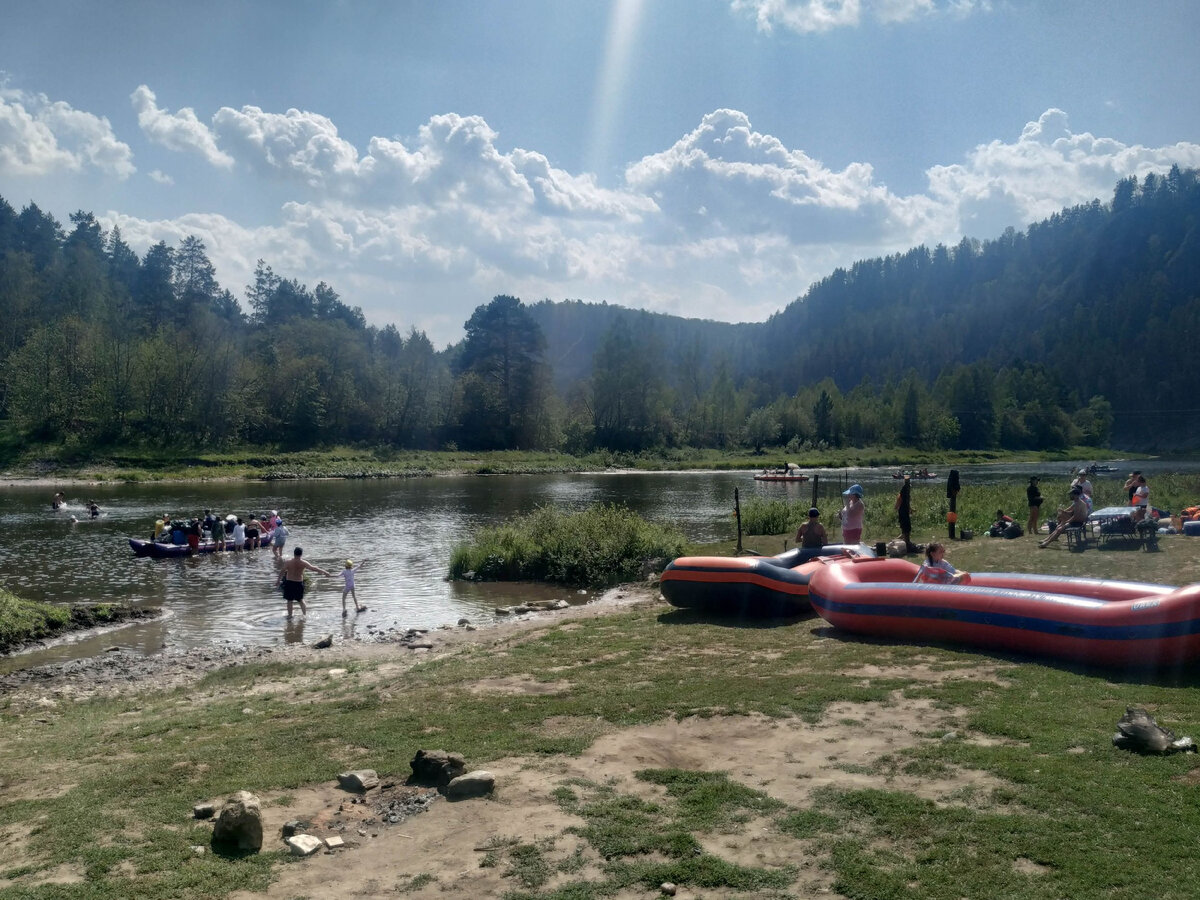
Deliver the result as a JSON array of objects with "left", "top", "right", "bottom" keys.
[
  {"left": 209, "top": 840, "right": 263, "bottom": 861},
  {"left": 809, "top": 625, "right": 1200, "bottom": 688},
  {"left": 656, "top": 607, "right": 814, "bottom": 630}
]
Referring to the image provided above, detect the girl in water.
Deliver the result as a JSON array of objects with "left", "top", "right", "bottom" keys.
[{"left": 340, "top": 559, "right": 367, "bottom": 616}]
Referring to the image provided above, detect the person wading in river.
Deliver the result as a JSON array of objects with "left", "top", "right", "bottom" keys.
[{"left": 278, "top": 547, "right": 332, "bottom": 618}]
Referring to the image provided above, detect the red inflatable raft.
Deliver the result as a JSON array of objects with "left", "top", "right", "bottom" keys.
[{"left": 805, "top": 556, "right": 1200, "bottom": 666}]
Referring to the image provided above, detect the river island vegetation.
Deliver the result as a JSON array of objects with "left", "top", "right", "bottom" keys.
[
  {"left": 448, "top": 503, "right": 687, "bottom": 587},
  {"left": 1, "top": 168, "right": 1198, "bottom": 472}
]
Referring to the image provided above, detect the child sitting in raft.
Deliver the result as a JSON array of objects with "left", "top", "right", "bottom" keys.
[{"left": 913, "top": 542, "right": 971, "bottom": 585}]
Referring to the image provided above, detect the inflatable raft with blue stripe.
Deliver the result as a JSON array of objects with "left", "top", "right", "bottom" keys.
[{"left": 805, "top": 556, "right": 1197, "bottom": 666}]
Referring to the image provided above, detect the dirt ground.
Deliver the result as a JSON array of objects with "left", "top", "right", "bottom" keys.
[{"left": 3, "top": 587, "right": 1012, "bottom": 899}]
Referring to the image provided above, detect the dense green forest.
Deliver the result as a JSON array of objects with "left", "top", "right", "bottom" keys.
[{"left": 0, "top": 167, "right": 1196, "bottom": 455}]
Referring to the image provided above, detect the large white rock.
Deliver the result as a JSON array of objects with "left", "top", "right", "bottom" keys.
[
  {"left": 445, "top": 770, "right": 495, "bottom": 800},
  {"left": 287, "top": 834, "right": 324, "bottom": 856}
]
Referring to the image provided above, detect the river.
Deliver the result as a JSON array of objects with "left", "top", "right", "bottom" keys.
[{"left": 2, "top": 458, "right": 1194, "bottom": 671}]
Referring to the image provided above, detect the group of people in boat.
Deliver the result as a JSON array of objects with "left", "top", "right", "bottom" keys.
[
  {"left": 146, "top": 508, "right": 366, "bottom": 619},
  {"left": 152, "top": 509, "right": 288, "bottom": 555}
]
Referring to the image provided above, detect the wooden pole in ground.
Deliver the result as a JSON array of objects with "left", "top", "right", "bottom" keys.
[{"left": 734, "top": 487, "right": 743, "bottom": 554}]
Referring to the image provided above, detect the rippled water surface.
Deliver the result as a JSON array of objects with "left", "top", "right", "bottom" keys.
[{"left": 3, "top": 459, "right": 1196, "bottom": 670}]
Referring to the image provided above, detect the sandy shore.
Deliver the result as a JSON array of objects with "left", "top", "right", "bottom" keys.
[{"left": 0, "top": 584, "right": 655, "bottom": 706}]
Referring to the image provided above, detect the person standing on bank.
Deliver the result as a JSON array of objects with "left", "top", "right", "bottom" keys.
[
  {"left": 839, "top": 484, "right": 865, "bottom": 544},
  {"left": 279, "top": 547, "right": 332, "bottom": 618},
  {"left": 894, "top": 475, "right": 918, "bottom": 554},
  {"left": 1026, "top": 476, "right": 1044, "bottom": 536},
  {"left": 1124, "top": 471, "right": 1142, "bottom": 503}
]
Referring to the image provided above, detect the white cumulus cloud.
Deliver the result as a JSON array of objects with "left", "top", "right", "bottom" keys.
[
  {"left": 625, "top": 108, "right": 943, "bottom": 245},
  {"left": 89, "top": 99, "right": 1200, "bottom": 345},
  {"left": 131, "top": 84, "right": 233, "bottom": 168},
  {"left": 211, "top": 103, "right": 358, "bottom": 184},
  {"left": 927, "top": 108, "right": 1200, "bottom": 235},
  {"left": 0, "top": 87, "right": 134, "bottom": 178},
  {"left": 730, "top": 0, "right": 987, "bottom": 33}
]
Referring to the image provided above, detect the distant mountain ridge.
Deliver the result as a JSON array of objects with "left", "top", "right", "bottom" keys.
[{"left": 528, "top": 166, "right": 1200, "bottom": 446}]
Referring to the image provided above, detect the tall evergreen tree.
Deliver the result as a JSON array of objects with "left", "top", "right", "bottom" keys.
[{"left": 455, "top": 295, "right": 550, "bottom": 449}]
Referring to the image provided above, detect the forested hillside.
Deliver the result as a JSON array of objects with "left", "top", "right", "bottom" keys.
[
  {"left": 0, "top": 167, "right": 1195, "bottom": 456},
  {"left": 531, "top": 165, "right": 1200, "bottom": 450}
]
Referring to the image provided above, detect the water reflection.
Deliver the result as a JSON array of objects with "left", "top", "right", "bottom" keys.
[{"left": 3, "top": 460, "right": 1198, "bottom": 670}]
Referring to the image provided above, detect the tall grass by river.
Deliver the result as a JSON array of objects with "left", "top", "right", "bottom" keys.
[{"left": 741, "top": 474, "right": 1200, "bottom": 542}]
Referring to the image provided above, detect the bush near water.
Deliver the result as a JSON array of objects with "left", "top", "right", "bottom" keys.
[{"left": 449, "top": 504, "right": 687, "bottom": 588}]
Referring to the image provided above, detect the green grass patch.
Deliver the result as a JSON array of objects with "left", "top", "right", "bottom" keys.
[
  {"left": 8, "top": 541, "right": 1200, "bottom": 897},
  {"left": 447, "top": 503, "right": 687, "bottom": 587},
  {"left": 0, "top": 587, "right": 71, "bottom": 652},
  {"left": 0, "top": 589, "right": 154, "bottom": 654}
]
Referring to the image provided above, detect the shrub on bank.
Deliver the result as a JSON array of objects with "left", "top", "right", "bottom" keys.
[
  {"left": 740, "top": 498, "right": 804, "bottom": 536},
  {"left": 449, "top": 504, "right": 688, "bottom": 588}
]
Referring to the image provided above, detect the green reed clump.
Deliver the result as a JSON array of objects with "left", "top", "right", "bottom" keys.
[
  {"left": 740, "top": 498, "right": 807, "bottom": 536},
  {"left": 448, "top": 504, "right": 688, "bottom": 588}
]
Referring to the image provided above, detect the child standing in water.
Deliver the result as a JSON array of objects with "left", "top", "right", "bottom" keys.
[{"left": 340, "top": 559, "right": 367, "bottom": 616}]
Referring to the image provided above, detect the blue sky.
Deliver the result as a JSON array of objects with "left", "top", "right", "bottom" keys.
[{"left": 2, "top": 0, "right": 1198, "bottom": 346}]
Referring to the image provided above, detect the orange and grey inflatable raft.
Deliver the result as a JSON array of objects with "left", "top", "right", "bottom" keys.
[{"left": 659, "top": 544, "right": 872, "bottom": 617}]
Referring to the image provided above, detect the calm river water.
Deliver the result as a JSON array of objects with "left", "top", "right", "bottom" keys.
[{"left": 2, "top": 459, "right": 1196, "bottom": 670}]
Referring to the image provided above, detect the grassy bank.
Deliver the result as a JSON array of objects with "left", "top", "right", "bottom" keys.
[
  {"left": 741, "top": 473, "right": 1200, "bottom": 544},
  {"left": 1, "top": 442, "right": 1130, "bottom": 483},
  {"left": 5, "top": 538, "right": 1200, "bottom": 897},
  {"left": 0, "top": 590, "right": 154, "bottom": 654}
]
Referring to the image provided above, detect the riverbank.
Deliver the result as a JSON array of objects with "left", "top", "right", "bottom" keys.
[
  {"left": 0, "top": 443, "right": 1126, "bottom": 484},
  {"left": 0, "top": 590, "right": 160, "bottom": 655},
  {"left": 5, "top": 540, "right": 1200, "bottom": 898}
]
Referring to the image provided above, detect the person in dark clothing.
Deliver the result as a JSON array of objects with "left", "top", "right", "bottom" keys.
[
  {"left": 894, "top": 476, "right": 918, "bottom": 554},
  {"left": 1026, "top": 477, "right": 1043, "bottom": 536}
]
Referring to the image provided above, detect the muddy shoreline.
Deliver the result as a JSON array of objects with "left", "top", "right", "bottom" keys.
[
  {"left": 0, "top": 604, "right": 162, "bottom": 656},
  {"left": 0, "top": 585, "right": 655, "bottom": 705}
]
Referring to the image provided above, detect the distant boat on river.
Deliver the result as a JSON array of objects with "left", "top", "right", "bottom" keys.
[{"left": 753, "top": 463, "right": 809, "bottom": 482}]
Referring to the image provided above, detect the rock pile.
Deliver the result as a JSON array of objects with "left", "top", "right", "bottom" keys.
[{"left": 194, "top": 749, "right": 495, "bottom": 861}]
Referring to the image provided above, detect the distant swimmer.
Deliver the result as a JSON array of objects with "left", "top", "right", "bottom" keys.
[{"left": 52, "top": 492, "right": 65, "bottom": 510}]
